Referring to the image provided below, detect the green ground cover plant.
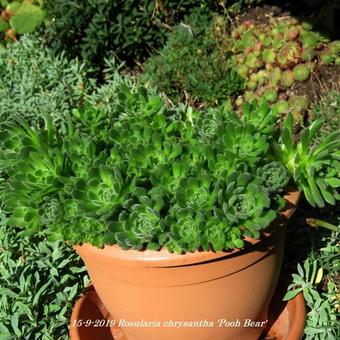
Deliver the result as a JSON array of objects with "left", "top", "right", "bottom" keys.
[
  {"left": 142, "top": 12, "right": 245, "bottom": 106},
  {"left": 0, "top": 81, "right": 338, "bottom": 252},
  {"left": 0, "top": 35, "right": 88, "bottom": 129},
  {"left": 42, "top": 1, "right": 262, "bottom": 78},
  {"left": 0, "top": 208, "right": 89, "bottom": 339},
  {"left": 285, "top": 226, "right": 339, "bottom": 339},
  {"left": 42, "top": 0, "right": 210, "bottom": 77}
]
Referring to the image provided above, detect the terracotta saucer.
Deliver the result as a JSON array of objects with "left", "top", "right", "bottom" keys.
[{"left": 70, "top": 284, "right": 306, "bottom": 340}]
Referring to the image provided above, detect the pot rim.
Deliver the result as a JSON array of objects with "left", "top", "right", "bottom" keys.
[{"left": 74, "top": 187, "right": 300, "bottom": 268}]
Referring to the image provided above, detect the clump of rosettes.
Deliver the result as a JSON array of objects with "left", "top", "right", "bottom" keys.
[
  {"left": 257, "top": 161, "right": 290, "bottom": 193},
  {"left": 262, "top": 48, "right": 276, "bottom": 64},
  {"left": 280, "top": 70, "right": 295, "bottom": 88},
  {"left": 289, "top": 95, "right": 309, "bottom": 123},
  {"left": 320, "top": 52, "right": 334, "bottom": 65},
  {"left": 274, "top": 100, "right": 289, "bottom": 114},
  {"left": 301, "top": 48, "right": 315, "bottom": 62},
  {"left": 293, "top": 64, "right": 310, "bottom": 82},
  {"left": 263, "top": 88, "right": 278, "bottom": 103},
  {"left": 276, "top": 42, "right": 301, "bottom": 69}
]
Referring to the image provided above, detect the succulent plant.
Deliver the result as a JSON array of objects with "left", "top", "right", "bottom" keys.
[
  {"left": 301, "top": 21, "right": 313, "bottom": 31},
  {"left": 217, "top": 122, "right": 269, "bottom": 162},
  {"left": 72, "top": 165, "right": 125, "bottom": 218},
  {"left": 286, "top": 27, "right": 300, "bottom": 41},
  {"left": 201, "top": 217, "right": 229, "bottom": 251},
  {"left": 202, "top": 217, "right": 244, "bottom": 251},
  {"left": 262, "top": 48, "right": 276, "bottom": 64},
  {"left": 247, "top": 80, "right": 257, "bottom": 90},
  {"left": 289, "top": 95, "right": 309, "bottom": 113},
  {"left": 257, "top": 161, "right": 290, "bottom": 193},
  {"left": 329, "top": 41, "right": 340, "bottom": 55},
  {"left": 238, "top": 99, "right": 279, "bottom": 135},
  {"left": 235, "top": 64, "right": 249, "bottom": 77},
  {"left": 257, "top": 32, "right": 272, "bottom": 47},
  {"left": 235, "top": 31, "right": 257, "bottom": 52},
  {"left": 276, "top": 42, "right": 301, "bottom": 69},
  {"left": 106, "top": 204, "right": 164, "bottom": 250},
  {"left": 0, "top": 1, "right": 45, "bottom": 41},
  {"left": 293, "top": 64, "right": 311, "bottom": 82},
  {"left": 268, "top": 67, "right": 282, "bottom": 86},
  {"left": 175, "top": 174, "right": 217, "bottom": 210},
  {"left": 289, "top": 95, "right": 309, "bottom": 123},
  {"left": 255, "top": 70, "right": 268, "bottom": 85},
  {"left": 274, "top": 100, "right": 289, "bottom": 114},
  {"left": 301, "top": 48, "right": 315, "bottom": 62},
  {"left": 165, "top": 208, "right": 204, "bottom": 253},
  {"left": 263, "top": 88, "right": 278, "bottom": 103},
  {"left": 300, "top": 31, "right": 322, "bottom": 49},
  {"left": 276, "top": 114, "right": 340, "bottom": 208},
  {"left": 245, "top": 52, "right": 263, "bottom": 70},
  {"left": 271, "top": 36, "right": 283, "bottom": 50},
  {"left": 280, "top": 70, "right": 295, "bottom": 88},
  {"left": 320, "top": 52, "right": 335, "bottom": 65},
  {"left": 243, "top": 91, "right": 258, "bottom": 103},
  {"left": 219, "top": 172, "right": 277, "bottom": 238},
  {"left": 1, "top": 81, "right": 339, "bottom": 252}
]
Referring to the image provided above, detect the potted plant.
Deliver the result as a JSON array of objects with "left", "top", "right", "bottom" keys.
[{"left": 0, "top": 85, "right": 338, "bottom": 340}]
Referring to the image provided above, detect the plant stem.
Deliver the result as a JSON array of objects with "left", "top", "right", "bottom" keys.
[{"left": 306, "top": 218, "right": 339, "bottom": 232}]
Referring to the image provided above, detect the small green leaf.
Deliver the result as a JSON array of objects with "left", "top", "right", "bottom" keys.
[
  {"left": 283, "top": 289, "right": 302, "bottom": 301},
  {"left": 10, "top": 313, "right": 20, "bottom": 337},
  {"left": 307, "top": 177, "right": 324, "bottom": 208},
  {"left": 325, "top": 177, "right": 340, "bottom": 188},
  {"left": 68, "top": 283, "right": 79, "bottom": 300}
]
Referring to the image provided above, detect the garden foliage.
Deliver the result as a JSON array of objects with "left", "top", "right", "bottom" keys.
[
  {"left": 311, "top": 88, "right": 340, "bottom": 146},
  {"left": 42, "top": 0, "right": 211, "bottom": 76},
  {"left": 0, "top": 35, "right": 88, "bottom": 129},
  {"left": 0, "top": 83, "right": 338, "bottom": 253},
  {"left": 42, "top": 1, "right": 261, "bottom": 76},
  {"left": 284, "top": 228, "right": 340, "bottom": 339},
  {"left": 0, "top": 208, "right": 89, "bottom": 339},
  {"left": 276, "top": 113, "right": 340, "bottom": 208},
  {"left": 142, "top": 12, "right": 244, "bottom": 105}
]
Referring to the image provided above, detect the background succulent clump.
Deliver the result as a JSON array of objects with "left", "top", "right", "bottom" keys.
[{"left": 229, "top": 15, "right": 340, "bottom": 123}]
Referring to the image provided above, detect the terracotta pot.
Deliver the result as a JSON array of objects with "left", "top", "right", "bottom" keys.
[
  {"left": 69, "top": 285, "right": 306, "bottom": 340},
  {"left": 74, "top": 188, "right": 300, "bottom": 340}
]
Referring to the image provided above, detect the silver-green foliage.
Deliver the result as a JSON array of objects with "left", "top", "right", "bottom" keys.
[
  {"left": 284, "top": 230, "right": 340, "bottom": 340},
  {"left": 0, "top": 35, "right": 87, "bottom": 128},
  {"left": 0, "top": 208, "right": 89, "bottom": 339}
]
